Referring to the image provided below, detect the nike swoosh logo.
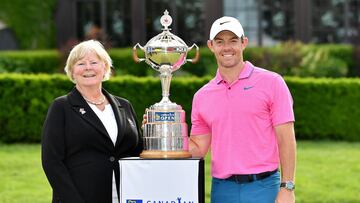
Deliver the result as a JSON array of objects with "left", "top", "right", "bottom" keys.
[
  {"left": 244, "top": 86, "right": 254, "bottom": 90},
  {"left": 220, "top": 21, "right": 231, "bottom": 25}
]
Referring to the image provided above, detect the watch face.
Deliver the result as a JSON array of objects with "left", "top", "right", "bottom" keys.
[
  {"left": 281, "top": 181, "right": 295, "bottom": 190},
  {"left": 286, "top": 181, "right": 295, "bottom": 190}
]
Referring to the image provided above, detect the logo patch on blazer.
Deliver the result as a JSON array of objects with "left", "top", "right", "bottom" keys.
[
  {"left": 79, "top": 108, "right": 86, "bottom": 114},
  {"left": 127, "top": 118, "right": 135, "bottom": 127}
]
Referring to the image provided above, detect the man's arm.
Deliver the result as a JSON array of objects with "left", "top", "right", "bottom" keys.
[
  {"left": 275, "top": 122, "right": 296, "bottom": 182},
  {"left": 275, "top": 122, "right": 296, "bottom": 203},
  {"left": 189, "top": 134, "right": 211, "bottom": 158}
]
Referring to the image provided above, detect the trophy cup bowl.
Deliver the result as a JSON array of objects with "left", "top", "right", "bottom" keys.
[{"left": 133, "top": 10, "right": 199, "bottom": 158}]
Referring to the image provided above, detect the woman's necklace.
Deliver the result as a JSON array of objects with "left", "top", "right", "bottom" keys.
[{"left": 83, "top": 95, "right": 106, "bottom": 105}]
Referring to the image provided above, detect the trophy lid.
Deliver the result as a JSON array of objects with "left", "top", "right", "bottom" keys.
[{"left": 143, "top": 10, "right": 188, "bottom": 71}]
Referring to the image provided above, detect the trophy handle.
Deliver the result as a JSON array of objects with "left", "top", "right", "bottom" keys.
[
  {"left": 186, "top": 44, "right": 200, "bottom": 64},
  {"left": 133, "top": 43, "right": 146, "bottom": 63}
]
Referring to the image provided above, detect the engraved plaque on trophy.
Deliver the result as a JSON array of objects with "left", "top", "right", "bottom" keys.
[{"left": 133, "top": 10, "right": 199, "bottom": 158}]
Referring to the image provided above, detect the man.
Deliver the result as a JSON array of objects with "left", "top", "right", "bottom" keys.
[{"left": 189, "top": 16, "right": 296, "bottom": 203}]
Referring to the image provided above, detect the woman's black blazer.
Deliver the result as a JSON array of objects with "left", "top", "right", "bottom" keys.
[{"left": 41, "top": 87, "right": 142, "bottom": 203}]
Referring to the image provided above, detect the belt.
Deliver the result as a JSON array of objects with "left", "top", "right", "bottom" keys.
[{"left": 225, "top": 169, "right": 278, "bottom": 184}]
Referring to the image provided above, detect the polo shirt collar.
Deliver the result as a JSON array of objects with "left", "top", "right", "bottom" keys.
[
  {"left": 215, "top": 61, "right": 255, "bottom": 84},
  {"left": 215, "top": 70, "right": 223, "bottom": 84}
]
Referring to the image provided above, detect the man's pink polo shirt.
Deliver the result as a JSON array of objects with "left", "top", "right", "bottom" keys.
[{"left": 190, "top": 61, "right": 295, "bottom": 179}]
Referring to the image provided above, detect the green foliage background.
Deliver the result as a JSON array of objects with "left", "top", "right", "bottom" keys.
[
  {"left": 0, "top": 0, "right": 56, "bottom": 49},
  {"left": 0, "top": 44, "right": 356, "bottom": 78},
  {"left": 1, "top": 74, "right": 360, "bottom": 143}
]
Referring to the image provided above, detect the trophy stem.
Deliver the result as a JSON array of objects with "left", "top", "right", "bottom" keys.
[{"left": 159, "top": 65, "right": 172, "bottom": 103}]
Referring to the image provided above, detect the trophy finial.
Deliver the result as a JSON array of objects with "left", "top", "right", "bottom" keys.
[{"left": 160, "top": 9, "right": 172, "bottom": 30}]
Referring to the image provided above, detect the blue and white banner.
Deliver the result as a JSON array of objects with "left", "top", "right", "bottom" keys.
[{"left": 119, "top": 158, "right": 200, "bottom": 203}]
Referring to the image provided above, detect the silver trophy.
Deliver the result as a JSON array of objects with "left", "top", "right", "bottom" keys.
[{"left": 133, "top": 10, "right": 199, "bottom": 158}]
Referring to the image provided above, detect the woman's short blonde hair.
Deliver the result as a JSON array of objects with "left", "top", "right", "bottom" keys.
[{"left": 64, "top": 40, "right": 113, "bottom": 83}]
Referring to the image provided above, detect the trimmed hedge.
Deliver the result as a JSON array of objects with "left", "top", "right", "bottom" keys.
[
  {"left": 0, "top": 44, "right": 356, "bottom": 77},
  {"left": 0, "top": 50, "right": 62, "bottom": 73},
  {"left": 0, "top": 74, "right": 360, "bottom": 143},
  {"left": 287, "top": 77, "right": 360, "bottom": 141}
]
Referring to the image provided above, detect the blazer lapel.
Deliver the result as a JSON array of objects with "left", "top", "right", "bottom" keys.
[
  {"left": 67, "top": 87, "right": 111, "bottom": 142},
  {"left": 103, "top": 89, "right": 126, "bottom": 147}
]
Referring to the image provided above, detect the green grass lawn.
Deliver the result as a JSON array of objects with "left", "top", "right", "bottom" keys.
[
  {"left": 0, "top": 144, "right": 51, "bottom": 203},
  {"left": 0, "top": 141, "right": 360, "bottom": 203}
]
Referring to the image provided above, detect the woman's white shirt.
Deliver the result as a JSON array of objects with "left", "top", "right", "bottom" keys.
[{"left": 88, "top": 103, "right": 118, "bottom": 145}]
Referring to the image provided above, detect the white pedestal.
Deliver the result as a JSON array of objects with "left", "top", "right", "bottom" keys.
[{"left": 118, "top": 158, "right": 204, "bottom": 203}]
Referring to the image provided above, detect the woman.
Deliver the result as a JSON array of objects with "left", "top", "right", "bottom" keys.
[{"left": 42, "top": 40, "right": 142, "bottom": 203}]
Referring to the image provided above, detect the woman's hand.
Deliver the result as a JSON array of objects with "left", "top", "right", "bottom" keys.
[{"left": 141, "top": 111, "right": 147, "bottom": 129}]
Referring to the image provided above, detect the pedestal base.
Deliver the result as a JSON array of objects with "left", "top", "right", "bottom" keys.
[
  {"left": 140, "top": 150, "right": 192, "bottom": 158},
  {"left": 119, "top": 157, "right": 205, "bottom": 203}
]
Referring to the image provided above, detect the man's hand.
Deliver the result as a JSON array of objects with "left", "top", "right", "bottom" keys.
[
  {"left": 189, "top": 134, "right": 211, "bottom": 158},
  {"left": 275, "top": 188, "right": 295, "bottom": 203}
]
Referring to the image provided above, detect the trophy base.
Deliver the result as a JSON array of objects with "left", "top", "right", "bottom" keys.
[{"left": 140, "top": 150, "right": 192, "bottom": 159}]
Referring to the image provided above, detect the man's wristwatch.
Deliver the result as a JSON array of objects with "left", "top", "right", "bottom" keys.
[{"left": 280, "top": 181, "right": 295, "bottom": 191}]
